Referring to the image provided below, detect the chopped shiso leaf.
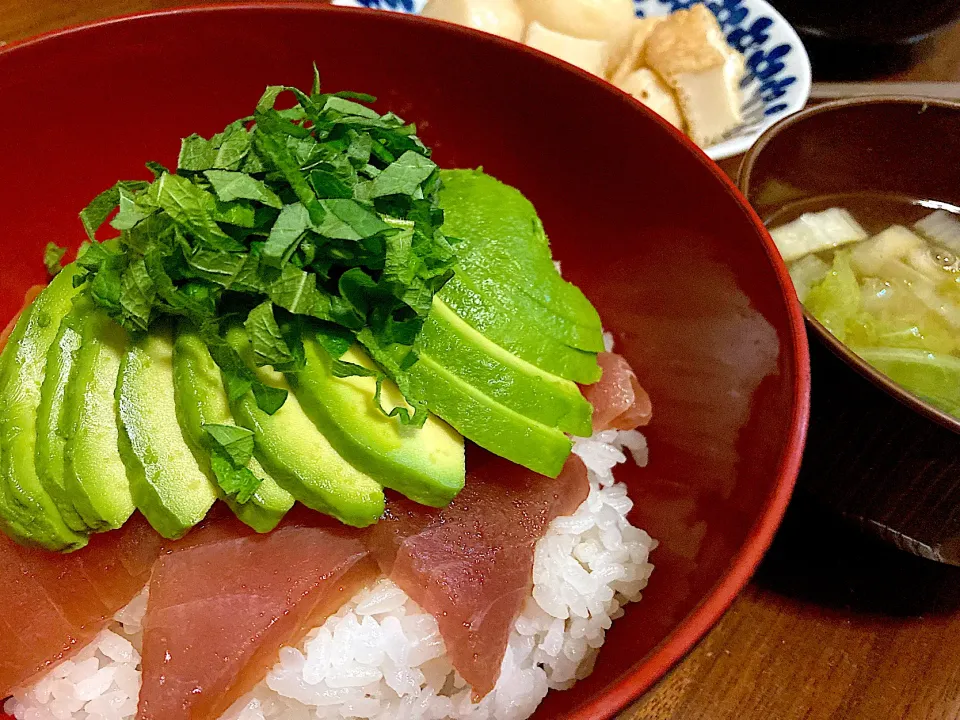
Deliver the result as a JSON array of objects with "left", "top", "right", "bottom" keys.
[
  {"left": 43, "top": 242, "right": 67, "bottom": 277},
  {"left": 74, "top": 75, "right": 459, "bottom": 424},
  {"left": 80, "top": 180, "right": 151, "bottom": 241},
  {"left": 244, "top": 301, "right": 301, "bottom": 371},
  {"left": 209, "top": 454, "right": 263, "bottom": 505},
  {"left": 203, "top": 423, "right": 263, "bottom": 503},
  {"left": 204, "top": 423, "right": 256, "bottom": 468}
]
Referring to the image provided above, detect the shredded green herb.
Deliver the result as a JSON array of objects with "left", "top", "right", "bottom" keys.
[
  {"left": 75, "top": 70, "right": 458, "bottom": 425},
  {"left": 202, "top": 423, "right": 262, "bottom": 503},
  {"left": 44, "top": 243, "right": 67, "bottom": 277}
]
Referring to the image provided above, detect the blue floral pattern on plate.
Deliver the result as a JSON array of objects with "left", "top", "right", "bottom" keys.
[
  {"left": 332, "top": 0, "right": 811, "bottom": 159},
  {"left": 351, "top": 0, "right": 417, "bottom": 9}
]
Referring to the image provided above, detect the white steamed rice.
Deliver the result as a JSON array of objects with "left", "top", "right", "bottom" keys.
[{"left": 7, "top": 429, "right": 655, "bottom": 720}]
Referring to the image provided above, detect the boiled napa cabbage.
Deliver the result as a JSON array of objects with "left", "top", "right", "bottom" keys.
[
  {"left": 805, "top": 251, "right": 861, "bottom": 343},
  {"left": 853, "top": 346, "right": 960, "bottom": 414}
]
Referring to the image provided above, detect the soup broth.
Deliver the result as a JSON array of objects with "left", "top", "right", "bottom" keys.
[{"left": 769, "top": 193, "right": 960, "bottom": 418}]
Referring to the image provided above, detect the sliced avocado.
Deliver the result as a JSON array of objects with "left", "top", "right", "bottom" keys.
[
  {"left": 457, "top": 242, "right": 604, "bottom": 351},
  {"left": 35, "top": 307, "right": 90, "bottom": 533},
  {"left": 0, "top": 266, "right": 88, "bottom": 551},
  {"left": 173, "top": 324, "right": 294, "bottom": 533},
  {"left": 366, "top": 336, "right": 572, "bottom": 478},
  {"left": 456, "top": 252, "right": 604, "bottom": 352},
  {"left": 444, "top": 264, "right": 604, "bottom": 354},
  {"left": 419, "top": 299, "right": 593, "bottom": 436},
  {"left": 225, "top": 327, "right": 385, "bottom": 528},
  {"left": 439, "top": 274, "right": 601, "bottom": 383},
  {"left": 118, "top": 323, "right": 219, "bottom": 539},
  {"left": 288, "top": 337, "right": 464, "bottom": 507},
  {"left": 61, "top": 309, "right": 135, "bottom": 531},
  {"left": 439, "top": 169, "right": 558, "bottom": 282},
  {"left": 438, "top": 168, "right": 601, "bottom": 330},
  {"left": 437, "top": 169, "right": 603, "bottom": 347}
]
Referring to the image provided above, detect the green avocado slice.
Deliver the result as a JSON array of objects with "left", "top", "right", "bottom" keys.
[
  {"left": 288, "top": 337, "right": 464, "bottom": 507},
  {"left": 173, "top": 324, "right": 294, "bottom": 533},
  {"left": 456, "top": 260, "right": 604, "bottom": 353},
  {"left": 118, "top": 324, "right": 219, "bottom": 539},
  {"left": 419, "top": 299, "right": 594, "bottom": 437},
  {"left": 438, "top": 274, "right": 601, "bottom": 384},
  {"left": 437, "top": 169, "right": 603, "bottom": 348},
  {"left": 62, "top": 308, "right": 135, "bottom": 531},
  {"left": 35, "top": 308, "right": 90, "bottom": 533},
  {"left": 364, "top": 334, "right": 572, "bottom": 478},
  {"left": 0, "top": 267, "right": 89, "bottom": 551},
  {"left": 401, "top": 353, "right": 572, "bottom": 478},
  {"left": 226, "top": 327, "right": 385, "bottom": 528}
]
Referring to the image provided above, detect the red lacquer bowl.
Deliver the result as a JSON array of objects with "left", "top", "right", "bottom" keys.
[{"left": 0, "top": 6, "right": 809, "bottom": 718}]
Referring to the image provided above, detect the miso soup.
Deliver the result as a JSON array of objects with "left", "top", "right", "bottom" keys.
[{"left": 769, "top": 194, "right": 960, "bottom": 418}]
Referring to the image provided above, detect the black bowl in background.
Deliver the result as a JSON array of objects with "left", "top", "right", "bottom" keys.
[{"left": 772, "top": 0, "right": 960, "bottom": 78}]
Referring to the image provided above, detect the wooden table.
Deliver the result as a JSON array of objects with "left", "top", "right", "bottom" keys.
[{"left": 3, "top": 3, "right": 960, "bottom": 719}]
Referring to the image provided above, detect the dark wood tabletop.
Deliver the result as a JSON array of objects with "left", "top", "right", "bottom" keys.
[{"left": 3, "top": 3, "right": 960, "bottom": 719}]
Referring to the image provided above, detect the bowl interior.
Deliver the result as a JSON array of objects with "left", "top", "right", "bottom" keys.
[
  {"left": 0, "top": 6, "right": 808, "bottom": 718},
  {"left": 739, "top": 97, "right": 960, "bottom": 433}
]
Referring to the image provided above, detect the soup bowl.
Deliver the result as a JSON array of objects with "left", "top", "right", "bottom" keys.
[
  {"left": 0, "top": 5, "right": 808, "bottom": 718},
  {"left": 739, "top": 97, "right": 960, "bottom": 564}
]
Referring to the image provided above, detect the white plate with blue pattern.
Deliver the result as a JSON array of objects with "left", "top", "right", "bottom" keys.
[{"left": 331, "top": 0, "right": 812, "bottom": 160}]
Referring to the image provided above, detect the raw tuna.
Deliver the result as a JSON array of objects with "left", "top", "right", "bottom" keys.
[
  {"left": 0, "top": 513, "right": 162, "bottom": 696},
  {"left": 366, "top": 450, "right": 590, "bottom": 698},
  {"left": 138, "top": 506, "right": 378, "bottom": 720},
  {"left": 582, "top": 352, "right": 652, "bottom": 431}
]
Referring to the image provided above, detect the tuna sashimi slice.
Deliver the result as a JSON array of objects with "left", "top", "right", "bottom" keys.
[
  {"left": 0, "top": 513, "right": 162, "bottom": 697},
  {"left": 582, "top": 352, "right": 653, "bottom": 432},
  {"left": 366, "top": 450, "right": 590, "bottom": 699},
  {"left": 138, "top": 507, "right": 378, "bottom": 720}
]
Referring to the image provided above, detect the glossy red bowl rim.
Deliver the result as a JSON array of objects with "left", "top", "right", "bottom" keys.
[{"left": 0, "top": 5, "right": 811, "bottom": 718}]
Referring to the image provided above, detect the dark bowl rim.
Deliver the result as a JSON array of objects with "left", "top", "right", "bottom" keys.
[
  {"left": 0, "top": 5, "right": 813, "bottom": 718},
  {"left": 738, "top": 94, "right": 960, "bottom": 437}
]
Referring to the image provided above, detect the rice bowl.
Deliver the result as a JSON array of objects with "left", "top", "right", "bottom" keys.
[
  {"left": 0, "top": 70, "right": 658, "bottom": 720},
  {"left": 0, "top": 7, "right": 810, "bottom": 719}
]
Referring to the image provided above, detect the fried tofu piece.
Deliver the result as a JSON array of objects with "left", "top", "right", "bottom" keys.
[
  {"left": 610, "top": 17, "right": 665, "bottom": 83},
  {"left": 616, "top": 67, "right": 685, "bottom": 131},
  {"left": 644, "top": 4, "right": 745, "bottom": 147}
]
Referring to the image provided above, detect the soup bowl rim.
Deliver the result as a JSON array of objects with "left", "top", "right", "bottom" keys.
[{"left": 738, "top": 94, "right": 960, "bottom": 436}]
